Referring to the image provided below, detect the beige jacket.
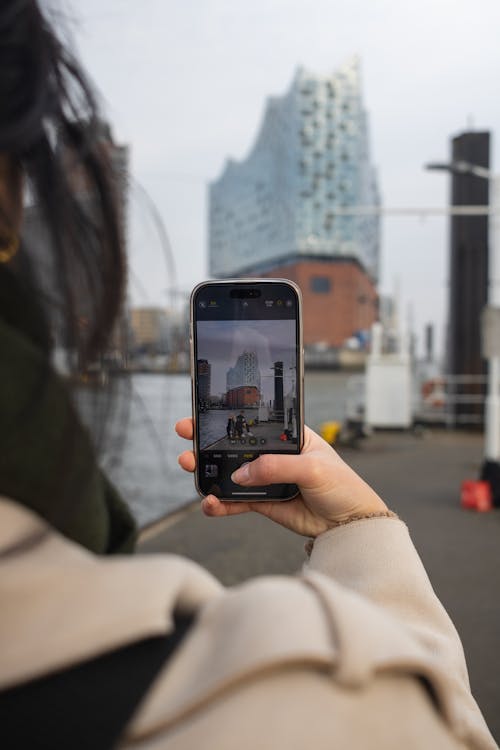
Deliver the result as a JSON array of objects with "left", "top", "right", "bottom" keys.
[{"left": 0, "top": 496, "right": 496, "bottom": 749}]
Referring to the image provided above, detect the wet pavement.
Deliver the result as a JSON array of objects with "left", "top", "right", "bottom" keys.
[{"left": 138, "top": 428, "right": 500, "bottom": 742}]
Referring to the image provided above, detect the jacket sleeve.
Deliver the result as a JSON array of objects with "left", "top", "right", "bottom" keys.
[
  {"left": 307, "top": 518, "right": 467, "bottom": 677},
  {"left": 306, "top": 517, "right": 497, "bottom": 750}
]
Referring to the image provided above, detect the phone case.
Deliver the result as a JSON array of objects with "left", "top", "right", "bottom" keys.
[{"left": 190, "top": 279, "right": 304, "bottom": 501}]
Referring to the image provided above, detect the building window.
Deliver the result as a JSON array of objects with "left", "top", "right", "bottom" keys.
[{"left": 310, "top": 276, "right": 331, "bottom": 293}]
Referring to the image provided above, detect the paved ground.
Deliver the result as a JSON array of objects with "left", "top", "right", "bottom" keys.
[
  {"left": 138, "top": 428, "right": 500, "bottom": 743},
  {"left": 206, "top": 421, "right": 295, "bottom": 450}
]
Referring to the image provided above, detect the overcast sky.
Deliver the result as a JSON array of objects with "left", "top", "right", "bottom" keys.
[
  {"left": 74, "top": 0, "right": 500, "bottom": 358},
  {"left": 197, "top": 320, "right": 296, "bottom": 396}
]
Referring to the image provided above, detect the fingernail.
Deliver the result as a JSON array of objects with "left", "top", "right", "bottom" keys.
[{"left": 231, "top": 463, "right": 250, "bottom": 484}]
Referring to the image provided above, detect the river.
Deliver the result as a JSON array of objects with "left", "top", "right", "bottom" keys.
[{"left": 82, "top": 371, "right": 353, "bottom": 526}]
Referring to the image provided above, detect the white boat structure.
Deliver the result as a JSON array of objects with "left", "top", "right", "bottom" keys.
[{"left": 345, "top": 323, "right": 487, "bottom": 433}]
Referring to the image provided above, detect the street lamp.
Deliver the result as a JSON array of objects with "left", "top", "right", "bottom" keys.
[
  {"left": 426, "top": 161, "right": 492, "bottom": 181},
  {"left": 426, "top": 160, "right": 500, "bottom": 494}
]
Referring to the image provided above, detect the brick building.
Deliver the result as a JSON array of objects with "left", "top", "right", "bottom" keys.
[
  {"left": 250, "top": 255, "right": 377, "bottom": 348},
  {"left": 226, "top": 386, "right": 261, "bottom": 409},
  {"left": 130, "top": 307, "right": 170, "bottom": 353}
]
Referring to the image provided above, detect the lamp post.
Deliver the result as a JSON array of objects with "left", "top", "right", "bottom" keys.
[{"left": 426, "top": 161, "right": 500, "bottom": 490}]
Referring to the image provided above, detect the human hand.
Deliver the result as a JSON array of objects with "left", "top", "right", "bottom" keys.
[{"left": 175, "top": 419, "right": 387, "bottom": 538}]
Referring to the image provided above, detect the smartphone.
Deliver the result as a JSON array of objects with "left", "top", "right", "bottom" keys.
[{"left": 190, "top": 279, "right": 304, "bottom": 501}]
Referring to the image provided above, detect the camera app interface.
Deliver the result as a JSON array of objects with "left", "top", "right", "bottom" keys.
[{"left": 194, "top": 284, "right": 300, "bottom": 498}]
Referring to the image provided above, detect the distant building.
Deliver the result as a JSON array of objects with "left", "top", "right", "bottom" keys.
[
  {"left": 130, "top": 307, "right": 169, "bottom": 353},
  {"left": 226, "top": 351, "right": 261, "bottom": 392},
  {"left": 209, "top": 58, "right": 380, "bottom": 281},
  {"left": 197, "top": 359, "right": 212, "bottom": 403},
  {"left": 252, "top": 256, "right": 377, "bottom": 348}
]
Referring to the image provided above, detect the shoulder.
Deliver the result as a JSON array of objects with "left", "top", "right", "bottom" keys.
[
  {"left": 0, "top": 496, "right": 222, "bottom": 690},
  {"left": 124, "top": 573, "right": 464, "bottom": 749}
]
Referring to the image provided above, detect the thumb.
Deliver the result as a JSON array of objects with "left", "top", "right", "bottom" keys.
[{"left": 231, "top": 452, "right": 319, "bottom": 488}]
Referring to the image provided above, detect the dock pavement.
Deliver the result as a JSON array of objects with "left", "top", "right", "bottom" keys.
[
  {"left": 205, "top": 420, "right": 296, "bottom": 451},
  {"left": 138, "top": 428, "right": 500, "bottom": 742}
]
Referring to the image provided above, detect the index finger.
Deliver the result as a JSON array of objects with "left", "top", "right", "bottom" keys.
[{"left": 175, "top": 417, "right": 194, "bottom": 440}]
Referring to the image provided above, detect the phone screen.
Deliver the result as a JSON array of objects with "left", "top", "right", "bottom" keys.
[{"left": 191, "top": 280, "right": 302, "bottom": 500}]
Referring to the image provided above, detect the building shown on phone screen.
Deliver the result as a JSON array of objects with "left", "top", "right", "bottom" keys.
[
  {"left": 208, "top": 58, "right": 380, "bottom": 349},
  {"left": 225, "top": 352, "right": 262, "bottom": 408},
  {"left": 197, "top": 359, "right": 212, "bottom": 404}
]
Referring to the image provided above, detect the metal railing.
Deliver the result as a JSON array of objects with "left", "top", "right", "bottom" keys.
[
  {"left": 345, "top": 373, "right": 489, "bottom": 428},
  {"left": 415, "top": 374, "right": 487, "bottom": 428}
]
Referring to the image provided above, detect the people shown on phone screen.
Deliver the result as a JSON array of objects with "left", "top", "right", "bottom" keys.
[
  {"left": 235, "top": 412, "right": 246, "bottom": 438},
  {"left": 226, "top": 415, "right": 235, "bottom": 439},
  {"left": 0, "top": 2, "right": 496, "bottom": 749}
]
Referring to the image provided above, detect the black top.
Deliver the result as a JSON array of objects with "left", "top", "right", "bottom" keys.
[{"left": 0, "top": 614, "right": 193, "bottom": 750}]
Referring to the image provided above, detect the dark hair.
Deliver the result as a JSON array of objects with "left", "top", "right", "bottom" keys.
[
  {"left": 0, "top": 0, "right": 126, "bottom": 365},
  {"left": 0, "top": 1, "right": 137, "bottom": 558}
]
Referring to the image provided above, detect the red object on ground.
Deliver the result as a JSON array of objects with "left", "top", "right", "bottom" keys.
[{"left": 460, "top": 480, "right": 493, "bottom": 512}]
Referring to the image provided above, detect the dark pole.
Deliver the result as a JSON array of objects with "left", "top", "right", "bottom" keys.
[
  {"left": 425, "top": 323, "right": 434, "bottom": 363},
  {"left": 448, "top": 132, "right": 490, "bottom": 425},
  {"left": 273, "top": 361, "right": 284, "bottom": 418}
]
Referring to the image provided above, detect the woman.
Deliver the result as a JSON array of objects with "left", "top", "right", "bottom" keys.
[{"left": 0, "top": 2, "right": 496, "bottom": 748}]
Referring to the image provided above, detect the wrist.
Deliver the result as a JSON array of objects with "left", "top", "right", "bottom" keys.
[
  {"left": 304, "top": 509, "right": 398, "bottom": 556},
  {"left": 325, "top": 508, "right": 397, "bottom": 529},
  {"left": 327, "top": 495, "right": 389, "bottom": 526}
]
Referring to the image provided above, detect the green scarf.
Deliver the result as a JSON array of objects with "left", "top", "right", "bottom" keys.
[{"left": 0, "top": 267, "right": 137, "bottom": 554}]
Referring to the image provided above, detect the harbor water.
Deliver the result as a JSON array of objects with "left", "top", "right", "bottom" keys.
[{"left": 84, "top": 371, "right": 352, "bottom": 526}]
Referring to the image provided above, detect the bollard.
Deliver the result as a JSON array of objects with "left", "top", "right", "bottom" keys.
[
  {"left": 460, "top": 480, "right": 493, "bottom": 512},
  {"left": 320, "top": 421, "right": 342, "bottom": 446}
]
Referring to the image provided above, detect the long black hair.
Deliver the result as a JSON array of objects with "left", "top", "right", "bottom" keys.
[
  {"left": 0, "top": 0, "right": 126, "bottom": 365},
  {"left": 0, "top": 1, "right": 138, "bottom": 557}
]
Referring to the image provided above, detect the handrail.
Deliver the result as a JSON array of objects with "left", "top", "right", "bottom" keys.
[{"left": 345, "top": 372, "right": 490, "bottom": 428}]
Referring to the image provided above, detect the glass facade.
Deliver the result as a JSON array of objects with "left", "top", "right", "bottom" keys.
[
  {"left": 209, "top": 58, "right": 380, "bottom": 280},
  {"left": 226, "top": 351, "right": 261, "bottom": 391}
]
